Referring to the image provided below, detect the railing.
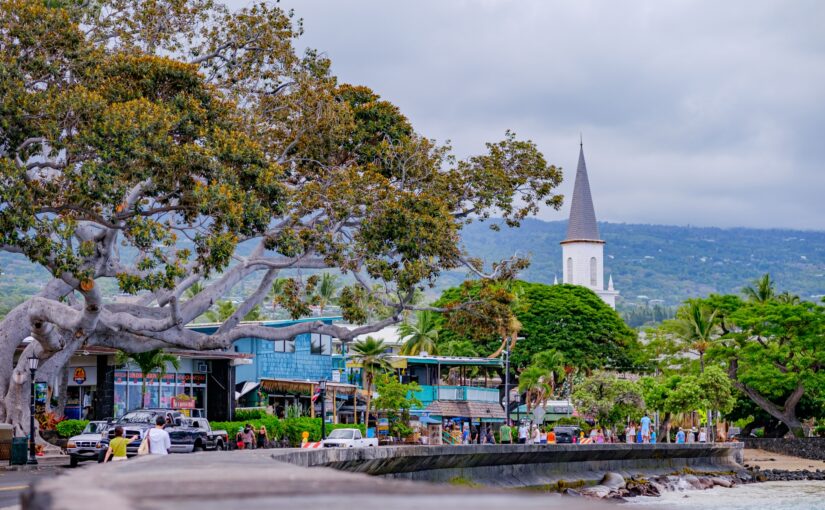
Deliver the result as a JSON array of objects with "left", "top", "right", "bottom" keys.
[
  {"left": 442, "top": 431, "right": 459, "bottom": 445},
  {"left": 413, "top": 385, "right": 500, "bottom": 404}
]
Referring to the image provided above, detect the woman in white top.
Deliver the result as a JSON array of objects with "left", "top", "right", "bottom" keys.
[
  {"left": 627, "top": 424, "right": 636, "bottom": 444},
  {"left": 698, "top": 428, "right": 707, "bottom": 443},
  {"left": 529, "top": 424, "right": 540, "bottom": 444}
]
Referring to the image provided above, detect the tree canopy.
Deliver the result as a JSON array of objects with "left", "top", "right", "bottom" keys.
[
  {"left": 0, "top": 0, "right": 563, "bottom": 430},
  {"left": 437, "top": 282, "right": 642, "bottom": 371}
]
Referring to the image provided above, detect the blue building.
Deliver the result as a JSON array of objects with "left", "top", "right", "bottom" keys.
[{"left": 190, "top": 317, "right": 346, "bottom": 415}]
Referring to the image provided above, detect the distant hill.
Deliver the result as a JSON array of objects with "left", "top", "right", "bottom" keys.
[
  {"left": 2, "top": 219, "right": 824, "bottom": 315},
  {"left": 440, "top": 218, "right": 825, "bottom": 306}
]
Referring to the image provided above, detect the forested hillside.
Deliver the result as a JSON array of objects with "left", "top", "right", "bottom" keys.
[
  {"left": 3, "top": 219, "right": 824, "bottom": 316},
  {"left": 445, "top": 219, "right": 825, "bottom": 306}
]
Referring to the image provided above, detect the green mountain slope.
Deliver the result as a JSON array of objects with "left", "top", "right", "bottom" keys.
[
  {"left": 444, "top": 218, "right": 825, "bottom": 306},
  {"left": 2, "top": 219, "right": 824, "bottom": 315}
]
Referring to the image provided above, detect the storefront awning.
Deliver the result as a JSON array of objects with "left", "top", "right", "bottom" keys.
[
  {"left": 423, "top": 401, "right": 505, "bottom": 420},
  {"left": 258, "top": 378, "right": 359, "bottom": 396},
  {"left": 235, "top": 381, "right": 260, "bottom": 400}
]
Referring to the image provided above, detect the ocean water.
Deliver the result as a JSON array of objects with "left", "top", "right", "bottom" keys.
[{"left": 623, "top": 481, "right": 825, "bottom": 510}]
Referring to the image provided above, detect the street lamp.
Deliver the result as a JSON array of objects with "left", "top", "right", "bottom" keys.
[
  {"left": 502, "top": 349, "right": 511, "bottom": 431},
  {"left": 319, "top": 380, "right": 327, "bottom": 440},
  {"left": 27, "top": 356, "right": 39, "bottom": 465}
]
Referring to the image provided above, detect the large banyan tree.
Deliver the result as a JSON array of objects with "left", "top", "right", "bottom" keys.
[{"left": 0, "top": 0, "right": 563, "bottom": 432}]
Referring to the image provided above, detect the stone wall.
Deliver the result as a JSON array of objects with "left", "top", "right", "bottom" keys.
[
  {"left": 742, "top": 437, "right": 825, "bottom": 461},
  {"left": 274, "top": 443, "right": 745, "bottom": 487}
]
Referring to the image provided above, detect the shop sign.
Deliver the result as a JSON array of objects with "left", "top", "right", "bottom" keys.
[
  {"left": 171, "top": 394, "right": 196, "bottom": 409},
  {"left": 73, "top": 367, "right": 87, "bottom": 385}
]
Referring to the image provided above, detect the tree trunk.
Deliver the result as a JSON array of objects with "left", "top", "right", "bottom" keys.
[
  {"left": 54, "top": 365, "right": 70, "bottom": 418},
  {"left": 729, "top": 360, "right": 806, "bottom": 438},
  {"left": 659, "top": 412, "right": 671, "bottom": 442}
]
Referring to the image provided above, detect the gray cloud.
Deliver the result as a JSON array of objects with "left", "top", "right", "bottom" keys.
[{"left": 230, "top": 0, "right": 825, "bottom": 230}]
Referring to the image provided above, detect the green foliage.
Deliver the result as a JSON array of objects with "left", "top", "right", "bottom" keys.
[
  {"left": 437, "top": 282, "right": 642, "bottom": 372},
  {"left": 372, "top": 373, "right": 421, "bottom": 437},
  {"left": 234, "top": 409, "right": 267, "bottom": 421},
  {"left": 56, "top": 419, "right": 88, "bottom": 438},
  {"left": 398, "top": 310, "right": 440, "bottom": 355},
  {"left": 572, "top": 371, "right": 644, "bottom": 426}
]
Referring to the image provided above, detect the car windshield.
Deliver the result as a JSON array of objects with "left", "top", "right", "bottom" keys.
[
  {"left": 83, "top": 422, "right": 103, "bottom": 434},
  {"left": 327, "top": 429, "right": 354, "bottom": 439},
  {"left": 119, "top": 412, "right": 157, "bottom": 424}
]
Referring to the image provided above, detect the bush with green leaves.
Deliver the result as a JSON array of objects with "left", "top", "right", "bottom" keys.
[
  {"left": 56, "top": 420, "right": 89, "bottom": 439},
  {"left": 234, "top": 409, "right": 268, "bottom": 421},
  {"left": 209, "top": 417, "right": 364, "bottom": 446}
]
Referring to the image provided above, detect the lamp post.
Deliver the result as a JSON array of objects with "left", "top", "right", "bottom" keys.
[
  {"left": 503, "top": 349, "right": 511, "bottom": 429},
  {"left": 319, "top": 379, "right": 327, "bottom": 440},
  {"left": 27, "top": 356, "right": 39, "bottom": 465}
]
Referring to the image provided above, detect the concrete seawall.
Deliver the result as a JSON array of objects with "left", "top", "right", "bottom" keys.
[{"left": 273, "top": 443, "right": 745, "bottom": 486}]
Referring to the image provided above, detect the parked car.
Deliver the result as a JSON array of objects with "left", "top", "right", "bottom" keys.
[
  {"left": 66, "top": 420, "right": 109, "bottom": 467},
  {"left": 174, "top": 417, "right": 228, "bottom": 451},
  {"left": 320, "top": 428, "right": 378, "bottom": 448},
  {"left": 100, "top": 409, "right": 224, "bottom": 456},
  {"left": 553, "top": 426, "right": 581, "bottom": 444}
]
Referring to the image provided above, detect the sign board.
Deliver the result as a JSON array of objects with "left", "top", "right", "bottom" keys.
[
  {"left": 171, "top": 394, "right": 196, "bottom": 409},
  {"left": 377, "top": 418, "right": 389, "bottom": 436},
  {"left": 73, "top": 367, "right": 87, "bottom": 385}
]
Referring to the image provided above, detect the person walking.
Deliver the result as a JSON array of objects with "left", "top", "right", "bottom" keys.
[
  {"left": 640, "top": 413, "right": 652, "bottom": 443},
  {"left": 626, "top": 423, "right": 636, "bottom": 444},
  {"left": 651, "top": 430, "right": 657, "bottom": 444},
  {"left": 485, "top": 427, "right": 496, "bottom": 445},
  {"left": 530, "top": 424, "right": 540, "bottom": 444},
  {"left": 243, "top": 424, "right": 256, "bottom": 450},
  {"left": 676, "top": 427, "right": 686, "bottom": 444},
  {"left": 698, "top": 427, "right": 707, "bottom": 443},
  {"left": 148, "top": 415, "right": 172, "bottom": 455},
  {"left": 257, "top": 425, "right": 269, "bottom": 449},
  {"left": 518, "top": 422, "right": 528, "bottom": 444},
  {"left": 104, "top": 426, "right": 139, "bottom": 463},
  {"left": 499, "top": 421, "right": 513, "bottom": 444}
]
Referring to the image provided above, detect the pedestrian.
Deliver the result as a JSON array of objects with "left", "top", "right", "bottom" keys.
[
  {"left": 499, "top": 421, "right": 513, "bottom": 444},
  {"left": 626, "top": 423, "right": 636, "bottom": 444},
  {"left": 530, "top": 424, "right": 540, "bottom": 444},
  {"left": 104, "top": 426, "right": 139, "bottom": 463},
  {"left": 243, "top": 424, "right": 255, "bottom": 449},
  {"left": 676, "top": 427, "right": 686, "bottom": 444},
  {"left": 651, "top": 430, "right": 657, "bottom": 444},
  {"left": 698, "top": 427, "right": 707, "bottom": 443},
  {"left": 461, "top": 424, "right": 470, "bottom": 444},
  {"left": 641, "top": 412, "right": 652, "bottom": 443},
  {"left": 687, "top": 428, "right": 696, "bottom": 443},
  {"left": 235, "top": 427, "right": 245, "bottom": 449},
  {"left": 470, "top": 425, "right": 478, "bottom": 444},
  {"left": 257, "top": 425, "right": 269, "bottom": 449},
  {"left": 595, "top": 428, "right": 605, "bottom": 444},
  {"left": 546, "top": 429, "right": 556, "bottom": 444},
  {"left": 486, "top": 427, "right": 495, "bottom": 445},
  {"left": 589, "top": 427, "right": 598, "bottom": 441},
  {"left": 518, "top": 422, "right": 528, "bottom": 444},
  {"left": 148, "top": 415, "right": 172, "bottom": 455}
]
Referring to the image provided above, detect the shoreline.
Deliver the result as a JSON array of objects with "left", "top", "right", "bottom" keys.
[{"left": 547, "top": 448, "right": 825, "bottom": 502}]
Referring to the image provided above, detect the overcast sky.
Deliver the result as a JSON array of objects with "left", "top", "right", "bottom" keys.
[{"left": 231, "top": 1, "right": 824, "bottom": 230}]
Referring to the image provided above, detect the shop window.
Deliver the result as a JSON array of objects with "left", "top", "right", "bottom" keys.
[{"left": 311, "top": 334, "right": 332, "bottom": 355}]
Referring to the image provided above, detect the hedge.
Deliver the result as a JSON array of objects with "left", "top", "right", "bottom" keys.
[
  {"left": 56, "top": 419, "right": 89, "bottom": 439},
  {"left": 211, "top": 417, "right": 365, "bottom": 446}
]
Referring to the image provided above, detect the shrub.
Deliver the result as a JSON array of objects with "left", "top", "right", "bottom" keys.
[
  {"left": 210, "top": 418, "right": 366, "bottom": 446},
  {"left": 56, "top": 419, "right": 88, "bottom": 438},
  {"left": 235, "top": 409, "right": 268, "bottom": 421}
]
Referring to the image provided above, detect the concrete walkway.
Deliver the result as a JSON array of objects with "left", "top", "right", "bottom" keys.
[{"left": 23, "top": 450, "right": 613, "bottom": 510}]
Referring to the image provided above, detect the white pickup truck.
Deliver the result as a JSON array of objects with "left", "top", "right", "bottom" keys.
[{"left": 320, "top": 428, "right": 378, "bottom": 448}]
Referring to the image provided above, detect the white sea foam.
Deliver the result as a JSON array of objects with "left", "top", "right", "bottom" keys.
[{"left": 623, "top": 481, "right": 825, "bottom": 510}]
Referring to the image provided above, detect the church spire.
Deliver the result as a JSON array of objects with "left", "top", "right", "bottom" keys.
[{"left": 562, "top": 142, "right": 601, "bottom": 243}]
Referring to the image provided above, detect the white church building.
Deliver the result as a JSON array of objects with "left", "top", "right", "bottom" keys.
[{"left": 559, "top": 143, "right": 619, "bottom": 309}]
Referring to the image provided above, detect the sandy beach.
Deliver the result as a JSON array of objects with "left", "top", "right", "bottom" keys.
[{"left": 743, "top": 448, "right": 825, "bottom": 471}]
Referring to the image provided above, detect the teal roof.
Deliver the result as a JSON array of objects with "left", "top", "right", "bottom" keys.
[{"left": 399, "top": 355, "right": 503, "bottom": 367}]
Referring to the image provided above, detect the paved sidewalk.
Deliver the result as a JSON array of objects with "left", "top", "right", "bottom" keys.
[{"left": 23, "top": 450, "right": 613, "bottom": 510}]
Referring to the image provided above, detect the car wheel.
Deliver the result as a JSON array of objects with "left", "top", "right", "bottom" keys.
[
  {"left": 193, "top": 442, "right": 204, "bottom": 452},
  {"left": 70, "top": 456, "right": 79, "bottom": 468},
  {"left": 216, "top": 440, "right": 225, "bottom": 451}
]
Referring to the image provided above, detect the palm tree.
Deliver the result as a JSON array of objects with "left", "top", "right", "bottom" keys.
[
  {"left": 667, "top": 300, "right": 719, "bottom": 372},
  {"left": 116, "top": 350, "right": 180, "bottom": 408},
  {"left": 398, "top": 311, "right": 440, "bottom": 355},
  {"left": 349, "top": 337, "right": 391, "bottom": 431},
  {"left": 776, "top": 291, "right": 800, "bottom": 304},
  {"left": 518, "top": 366, "right": 552, "bottom": 413},
  {"left": 743, "top": 273, "right": 775, "bottom": 303},
  {"left": 315, "top": 273, "right": 340, "bottom": 315},
  {"left": 184, "top": 281, "right": 204, "bottom": 301},
  {"left": 269, "top": 278, "right": 290, "bottom": 309},
  {"left": 205, "top": 300, "right": 237, "bottom": 322}
]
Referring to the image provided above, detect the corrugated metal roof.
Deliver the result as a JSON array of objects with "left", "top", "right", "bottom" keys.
[
  {"left": 562, "top": 145, "right": 602, "bottom": 243},
  {"left": 424, "top": 401, "right": 505, "bottom": 419}
]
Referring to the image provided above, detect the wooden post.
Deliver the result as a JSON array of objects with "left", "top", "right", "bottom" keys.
[
  {"left": 310, "top": 384, "right": 315, "bottom": 418},
  {"left": 332, "top": 389, "right": 337, "bottom": 423}
]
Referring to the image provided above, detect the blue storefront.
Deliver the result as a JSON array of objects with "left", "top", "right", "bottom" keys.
[{"left": 190, "top": 317, "right": 341, "bottom": 413}]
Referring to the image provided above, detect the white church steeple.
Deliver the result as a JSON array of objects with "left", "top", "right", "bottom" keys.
[{"left": 560, "top": 142, "right": 619, "bottom": 308}]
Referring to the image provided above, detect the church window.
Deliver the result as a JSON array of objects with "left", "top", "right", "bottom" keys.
[
  {"left": 566, "top": 257, "right": 573, "bottom": 284},
  {"left": 590, "top": 257, "right": 597, "bottom": 286}
]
